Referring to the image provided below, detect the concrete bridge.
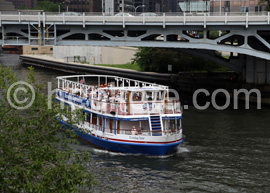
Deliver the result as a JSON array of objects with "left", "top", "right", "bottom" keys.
[{"left": 1, "top": 11, "right": 270, "bottom": 85}]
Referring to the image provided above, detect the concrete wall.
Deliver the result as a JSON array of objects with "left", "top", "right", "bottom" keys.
[
  {"left": 256, "top": 59, "right": 266, "bottom": 84},
  {"left": 267, "top": 61, "right": 270, "bottom": 85},
  {"left": 53, "top": 46, "right": 102, "bottom": 64},
  {"left": 23, "top": 45, "right": 53, "bottom": 55},
  {"left": 101, "top": 47, "right": 137, "bottom": 65},
  {"left": 246, "top": 55, "right": 255, "bottom": 84},
  {"left": 245, "top": 55, "right": 270, "bottom": 85},
  {"left": 53, "top": 46, "right": 137, "bottom": 65}
]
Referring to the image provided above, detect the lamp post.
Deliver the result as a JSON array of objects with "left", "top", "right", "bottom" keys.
[
  {"left": 63, "top": 0, "right": 69, "bottom": 12},
  {"left": 122, "top": 0, "right": 124, "bottom": 13},
  {"left": 126, "top": 4, "right": 145, "bottom": 15},
  {"left": 220, "top": 0, "right": 222, "bottom": 15},
  {"left": 66, "top": 0, "right": 70, "bottom": 12}
]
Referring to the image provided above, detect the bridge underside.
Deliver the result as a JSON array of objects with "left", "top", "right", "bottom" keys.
[
  {"left": 1, "top": 18, "right": 270, "bottom": 85},
  {"left": 1, "top": 23, "right": 270, "bottom": 62}
]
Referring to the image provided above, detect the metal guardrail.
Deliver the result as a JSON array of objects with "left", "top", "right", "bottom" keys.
[
  {"left": 0, "top": 11, "right": 269, "bottom": 16},
  {"left": 64, "top": 56, "right": 86, "bottom": 63},
  {"left": 85, "top": 122, "right": 182, "bottom": 137},
  {"left": 1, "top": 11, "right": 270, "bottom": 26},
  {"left": 89, "top": 99, "right": 181, "bottom": 116}
]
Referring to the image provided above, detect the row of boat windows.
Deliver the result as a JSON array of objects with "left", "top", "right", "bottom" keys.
[
  {"left": 89, "top": 89, "right": 165, "bottom": 102},
  {"left": 60, "top": 102, "right": 181, "bottom": 134},
  {"left": 62, "top": 85, "right": 166, "bottom": 102},
  {"left": 82, "top": 111, "right": 181, "bottom": 133},
  {"left": 95, "top": 90, "right": 166, "bottom": 102},
  {"left": 132, "top": 91, "right": 165, "bottom": 101}
]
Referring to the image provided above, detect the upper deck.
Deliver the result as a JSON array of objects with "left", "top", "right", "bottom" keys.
[{"left": 56, "top": 75, "right": 181, "bottom": 116}]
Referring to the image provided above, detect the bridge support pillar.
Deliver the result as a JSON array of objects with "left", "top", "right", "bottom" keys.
[
  {"left": 244, "top": 55, "right": 270, "bottom": 85},
  {"left": 1, "top": 25, "right": 4, "bottom": 45}
]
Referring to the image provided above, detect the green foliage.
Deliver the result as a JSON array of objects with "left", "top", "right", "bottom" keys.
[
  {"left": 133, "top": 48, "right": 230, "bottom": 73},
  {"left": 151, "top": 48, "right": 180, "bottom": 72},
  {"left": 0, "top": 65, "right": 95, "bottom": 192},
  {"left": 34, "top": 0, "right": 60, "bottom": 12},
  {"left": 96, "top": 63, "right": 141, "bottom": 71},
  {"left": 18, "top": 5, "right": 30, "bottom": 10},
  {"left": 208, "top": 31, "right": 219, "bottom": 39},
  {"left": 208, "top": 31, "right": 229, "bottom": 39},
  {"left": 258, "top": 0, "right": 270, "bottom": 11},
  {"left": 198, "top": 31, "right": 204, "bottom": 38},
  {"left": 132, "top": 47, "right": 155, "bottom": 71}
]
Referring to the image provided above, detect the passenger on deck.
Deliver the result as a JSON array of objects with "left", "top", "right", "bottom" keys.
[
  {"left": 131, "top": 126, "right": 138, "bottom": 135},
  {"left": 80, "top": 78, "right": 85, "bottom": 84},
  {"left": 138, "top": 127, "right": 142, "bottom": 135}
]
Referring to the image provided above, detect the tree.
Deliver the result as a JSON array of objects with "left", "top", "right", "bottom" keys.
[
  {"left": 34, "top": 1, "right": 60, "bottom": 12},
  {"left": 132, "top": 47, "right": 155, "bottom": 71},
  {"left": 151, "top": 48, "right": 181, "bottom": 72},
  {"left": 133, "top": 47, "right": 229, "bottom": 73},
  {"left": 258, "top": 0, "right": 270, "bottom": 11},
  {"left": 0, "top": 65, "right": 95, "bottom": 192}
]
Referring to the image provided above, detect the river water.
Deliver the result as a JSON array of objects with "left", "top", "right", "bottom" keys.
[{"left": 1, "top": 53, "right": 269, "bottom": 193}]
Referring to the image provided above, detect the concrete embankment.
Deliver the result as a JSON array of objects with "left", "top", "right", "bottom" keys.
[{"left": 20, "top": 55, "right": 170, "bottom": 84}]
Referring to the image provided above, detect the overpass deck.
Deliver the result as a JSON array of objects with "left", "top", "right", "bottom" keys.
[{"left": 1, "top": 12, "right": 270, "bottom": 28}]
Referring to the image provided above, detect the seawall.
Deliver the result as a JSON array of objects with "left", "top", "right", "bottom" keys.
[{"left": 20, "top": 55, "right": 170, "bottom": 84}]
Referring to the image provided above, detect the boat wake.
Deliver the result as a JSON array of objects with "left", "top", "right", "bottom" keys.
[
  {"left": 176, "top": 146, "right": 190, "bottom": 154},
  {"left": 92, "top": 147, "right": 187, "bottom": 159},
  {"left": 92, "top": 148, "right": 129, "bottom": 156}
]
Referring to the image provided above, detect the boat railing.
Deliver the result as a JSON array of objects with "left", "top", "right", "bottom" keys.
[
  {"left": 83, "top": 120, "right": 182, "bottom": 136},
  {"left": 99, "top": 125, "right": 182, "bottom": 136},
  {"left": 57, "top": 88, "right": 181, "bottom": 115},
  {"left": 91, "top": 99, "right": 181, "bottom": 116},
  {"left": 56, "top": 75, "right": 168, "bottom": 91},
  {"left": 83, "top": 121, "right": 103, "bottom": 131}
]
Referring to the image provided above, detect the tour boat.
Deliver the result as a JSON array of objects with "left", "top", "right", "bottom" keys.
[{"left": 56, "top": 75, "right": 183, "bottom": 155}]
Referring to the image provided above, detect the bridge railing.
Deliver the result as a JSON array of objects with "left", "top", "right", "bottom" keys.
[
  {"left": 2, "top": 36, "right": 28, "bottom": 45},
  {"left": 1, "top": 11, "right": 270, "bottom": 29},
  {"left": 1, "top": 11, "right": 269, "bottom": 17}
]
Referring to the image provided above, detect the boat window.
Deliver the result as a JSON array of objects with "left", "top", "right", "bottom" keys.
[
  {"left": 169, "top": 120, "right": 177, "bottom": 132},
  {"left": 156, "top": 91, "right": 165, "bottom": 101},
  {"left": 145, "top": 91, "right": 154, "bottom": 101},
  {"left": 92, "top": 113, "right": 97, "bottom": 125},
  {"left": 83, "top": 111, "right": 90, "bottom": 122},
  {"left": 132, "top": 92, "right": 142, "bottom": 101}
]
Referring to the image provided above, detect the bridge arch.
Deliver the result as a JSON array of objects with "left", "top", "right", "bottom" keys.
[
  {"left": 63, "top": 33, "right": 85, "bottom": 40},
  {"left": 88, "top": 33, "right": 110, "bottom": 40}
]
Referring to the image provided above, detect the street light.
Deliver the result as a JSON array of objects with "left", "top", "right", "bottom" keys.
[
  {"left": 220, "top": 0, "right": 221, "bottom": 15},
  {"left": 126, "top": 4, "right": 145, "bottom": 15},
  {"left": 65, "top": 0, "right": 70, "bottom": 12}
]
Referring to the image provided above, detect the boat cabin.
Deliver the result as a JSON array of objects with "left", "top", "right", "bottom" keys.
[{"left": 56, "top": 75, "right": 182, "bottom": 137}]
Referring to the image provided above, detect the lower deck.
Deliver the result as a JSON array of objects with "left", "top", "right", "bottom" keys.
[
  {"left": 58, "top": 118, "right": 184, "bottom": 155},
  {"left": 57, "top": 97, "right": 183, "bottom": 142}
]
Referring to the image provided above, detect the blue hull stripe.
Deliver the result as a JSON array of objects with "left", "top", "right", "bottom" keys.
[{"left": 58, "top": 119, "right": 184, "bottom": 156}]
